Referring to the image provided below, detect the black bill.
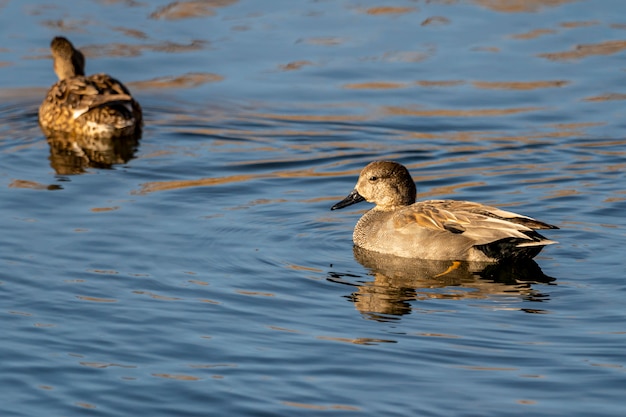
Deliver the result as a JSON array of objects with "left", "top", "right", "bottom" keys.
[{"left": 331, "top": 189, "right": 365, "bottom": 210}]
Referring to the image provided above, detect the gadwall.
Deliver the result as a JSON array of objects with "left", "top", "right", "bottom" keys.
[
  {"left": 38, "top": 37, "right": 142, "bottom": 137},
  {"left": 331, "top": 161, "right": 558, "bottom": 262}
]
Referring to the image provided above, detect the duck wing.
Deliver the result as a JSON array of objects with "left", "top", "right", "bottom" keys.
[
  {"left": 432, "top": 200, "right": 558, "bottom": 230},
  {"left": 393, "top": 200, "right": 558, "bottom": 246},
  {"left": 49, "top": 74, "right": 134, "bottom": 119}
]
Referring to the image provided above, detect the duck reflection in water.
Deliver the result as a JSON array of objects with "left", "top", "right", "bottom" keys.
[
  {"left": 46, "top": 131, "right": 140, "bottom": 175},
  {"left": 328, "top": 247, "right": 555, "bottom": 321}
]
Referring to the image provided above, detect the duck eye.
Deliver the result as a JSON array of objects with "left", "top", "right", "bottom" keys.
[{"left": 368, "top": 176, "right": 378, "bottom": 182}]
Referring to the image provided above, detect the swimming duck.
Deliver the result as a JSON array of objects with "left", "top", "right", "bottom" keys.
[
  {"left": 38, "top": 36, "right": 142, "bottom": 138},
  {"left": 331, "top": 161, "right": 558, "bottom": 262}
]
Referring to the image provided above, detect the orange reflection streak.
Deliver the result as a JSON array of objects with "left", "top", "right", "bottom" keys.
[
  {"left": 40, "top": 18, "right": 90, "bottom": 32},
  {"left": 79, "top": 362, "right": 136, "bottom": 369},
  {"left": 425, "top": 181, "right": 487, "bottom": 197},
  {"left": 418, "top": 333, "right": 461, "bottom": 338},
  {"left": 416, "top": 80, "right": 465, "bottom": 87},
  {"left": 76, "top": 296, "right": 117, "bottom": 303},
  {"left": 364, "top": 6, "right": 416, "bottom": 15},
  {"left": 134, "top": 169, "right": 354, "bottom": 195},
  {"left": 379, "top": 50, "right": 432, "bottom": 62},
  {"left": 132, "top": 291, "right": 181, "bottom": 301},
  {"left": 90, "top": 206, "right": 119, "bottom": 212},
  {"left": 510, "top": 28, "right": 556, "bottom": 40},
  {"left": 583, "top": 93, "right": 626, "bottom": 102},
  {"left": 473, "top": 80, "right": 568, "bottom": 90},
  {"left": 9, "top": 180, "right": 60, "bottom": 190},
  {"left": 75, "top": 403, "right": 96, "bottom": 409},
  {"left": 539, "top": 189, "right": 582, "bottom": 200},
  {"left": 298, "top": 37, "right": 346, "bottom": 46},
  {"left": 112, "top": 27, "right": 149, "bottom": 40},
  {"left": 560, "top": 20, "right": 599, "bottom": 28},
  {"left": 128, "top": 72, "right": 223, "bottom": 90},
  {"left": 473, "top": 0, "right": 577, "bottom": 13},
  {"left": 151, "top": 373, "right": 201, "bottom": 381},
  {"left": 343, "top": 81, "right": 409, "bottom": 89},
  {"left": 421, "top": 16, "right": 451, "bottom": 26},
  {"left": 80, "top": 40, "right": 208, "bottom": 58},
  {"left": 149, "top": 0, "right": 238, "bottom": 20},
  {"left": 286, "top": 264, "right": 323, "bottom": 272},
  {"left": 267, "top": 326, "right": 300, "bottom": 333},
  {"left": 539, "top": 40, "right": 626, "bottom": 60},
  {"left": 278, "top": 60, "right": 314, "bottom": 71},
  {"left": 551, "top": 122, "right": 605, "bottom": 129},
  {"left": 384, "top": 106, "right": 544, "bottom": 117},
  {"left": 235, "top": 290, "right": 275, "bottom": 297}
]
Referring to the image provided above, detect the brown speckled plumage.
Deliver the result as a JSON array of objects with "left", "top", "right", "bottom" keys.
[{"left": 38, "top": 37, "right": 142, "bottom": 138}]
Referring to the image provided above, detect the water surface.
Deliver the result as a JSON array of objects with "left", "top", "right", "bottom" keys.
[{"left": 1, "top": 1, "right": 626, "bottom": 416}]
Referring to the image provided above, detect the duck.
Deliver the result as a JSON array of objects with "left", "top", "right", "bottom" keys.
[
  {"left": 38, "top": 36, "right": 142, "bottom": 138},
  {"left": 331, "top": 161, "right": 558, "bottom": 262}
]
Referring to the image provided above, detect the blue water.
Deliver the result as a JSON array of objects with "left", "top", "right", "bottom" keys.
[{"left": 2, "top": 1, "right": 626, "bottom": 416}]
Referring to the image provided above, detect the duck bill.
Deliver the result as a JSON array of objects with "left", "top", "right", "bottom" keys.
[{"left": 331, "top": 190, "right": 365, "bottom": 210}]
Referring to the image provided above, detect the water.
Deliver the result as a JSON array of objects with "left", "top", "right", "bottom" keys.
[{"left": 2, "top": 1, "right": 626, "bottom": 416}]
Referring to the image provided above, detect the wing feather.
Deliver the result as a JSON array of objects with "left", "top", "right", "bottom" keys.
[
  {"left": 52, "top": 74, "right": 134, "bottom": 119},
  {"left": 392, "top": 200, "right": 555, "bottom": 245}
]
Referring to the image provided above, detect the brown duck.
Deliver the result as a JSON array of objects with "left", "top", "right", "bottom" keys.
[{"left": 38, "top": 36, "right": 142, "bottom": 138}]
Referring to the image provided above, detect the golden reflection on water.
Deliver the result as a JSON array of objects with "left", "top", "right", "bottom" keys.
[
  {"left": 297, "top": 36, "right": 348, "bottom": 46},
  {"left": 510, "top": 28, "right": 556, "bottom": 40},
  {"left": 416, "top": 80, "right": 464, "bottom": 87},
  {"left": 76, "top": 295, "right": 118, "bottom": 303},
  {"left": 362, "top": 6, "right": 416, "bottom": 15},
  {"left": 583, "top": 93, "right": 626, "bottom": 102},
  {"left": 80, "top": 362, "right": 136, "bottom": 369},
  {"left": 9, "top": 179, "right": 61, "bottom": 191},
  {"left": 473, "top": 0, "right": 578, "bottom": 13},
  {"left": 539, "top": 40, "right": 626, "bottom": 61},
  {"left": 472, "top": 80, "right": 568, "bottom": 90},
  {"left": 278, "top": 60, "right": 315, "bottom": 71},
  {"left": 74, "top": 402, "right": 97, "bottom": 409},
  {"left": 133, "top": 290, "right": 182, "bottom": 301},
  {"left": 376, "top": 50, "right": 433, "bottom": 63},
  {"left": 149, "top": 0, "right": 238, "bottom": 20},
  {"left": 151, "top": 373, "right": 201, "bottom": 381},
  {"left": 422, "top": 16, "right": 451, "bottom": 26},
  {"left": 128, "top": 72, "right": 223, "bottom": 90},
  {"left": 560, "top": 20, "right": 599, "bottom": 28},
  {"left": 343, "top": 81, "right": 409, "bottom": 90},
  {"left": 81, "top": 40, "right": 208, "bottom": 58},
  {"left": 112, "top": 26, "right": 148, "bottom": 40},
  {"left": 40, "top": 18, "right": 90, "bottom": 32},
  {"left": 331, "top": 247, "right": 554, "bottom": 320},
  {"left": 135, "top": 169, "right": 355, "bottom": 195}
]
